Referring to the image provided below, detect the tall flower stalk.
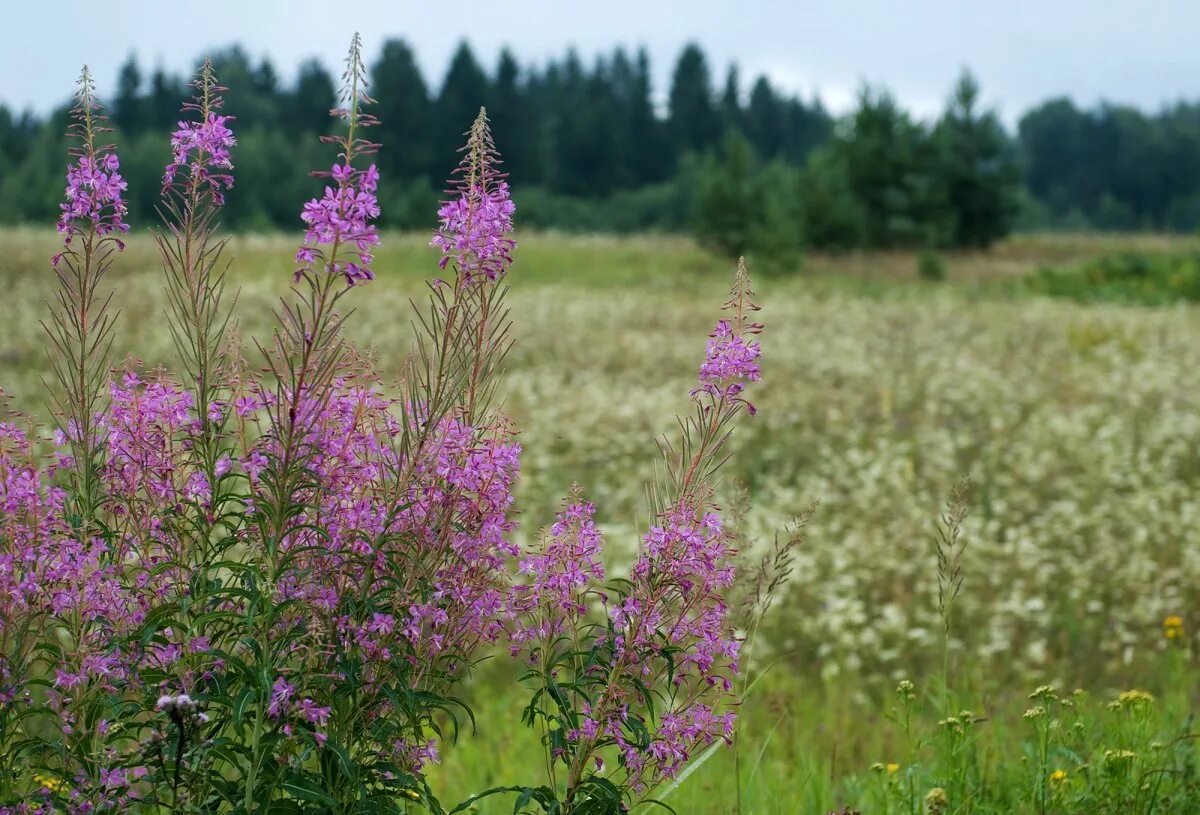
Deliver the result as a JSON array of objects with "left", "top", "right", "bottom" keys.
[
  {"left": 261, "top": 31, "right": 380, "bottom": 538},
  {"left": 157, "top": 57, "right": 237, "bottom": 489},
  {"left": 500, "top": 260, "right": 763, "bottom": 814},
  {"left": 44, "top": 66, "right": 128, "bottom": 530}
]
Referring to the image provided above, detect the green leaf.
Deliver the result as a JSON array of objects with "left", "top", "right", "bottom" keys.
[
  {"left": 232, "top": 686, "right": 254, "bottom": 733},
  {"left": 281, "top": 772, "right": 336, "bottom": 805}
]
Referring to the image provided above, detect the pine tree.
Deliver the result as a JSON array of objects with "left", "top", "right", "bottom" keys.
[
  {"left": 489, "top": 48, "right": 525, "bottom": 181},
  {"left": 745, "top": 76, "right": 784, "bottom": 158},
  {"left": 290, "top": 59, "right": 336, "bottom": 135},
  {"left": 630, "top": 49, "right": 666, "bottom": 184},
  {"left": 833, "top": 87, "right": 948, "bottom": 247},
  {"left": 372, "top": 38, "right": 434, "bottom": 182},
  {"left": 147, "top": 67, "right": 184, "bottom": 130},
  {"left": 720, "top": 65, "right": 742, "bottom": 131},
  {"left": 113, "top": 54, "right": 145, "bottom": 135},
  {"left": 436, "top": 42, "right": 490, "bottom": 180},
  {"left": 933, "top": 70, "right": 1020, "bottom": 247},
  {"left": 668, "top": 43, "right": 720, "bottom": 157}
]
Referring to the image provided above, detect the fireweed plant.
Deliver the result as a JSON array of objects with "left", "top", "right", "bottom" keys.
[{"left": 0, "top": 34, "right": 779, "bottom": 815}]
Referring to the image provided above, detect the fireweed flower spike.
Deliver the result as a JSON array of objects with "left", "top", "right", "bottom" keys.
[
  {"left": 295, "top": 32, "right": 381, "bottom": 287},
  {"left": 418, "top": 108, "right": 518, "bottom": 425},
  {"left": 45, "top": 66, "right": 127, "bottom": 528},
  {"left": 431, "top": 107, "right": 517, "bottom": 284},
  {"left": 163, "top": 58, "right": 236, "bottom": 204},
  {"left": 155, "top": 58, "right": 239, "bottom": 478},
  {"left": 507, "top": 259, "right": 762, "bottom": 812},
  {"left": 239, "top": 33, "right": 385, "bottom": 809},
  {"left": 693, "top": 256, "right": 763, "bottom": 413},
  {"left": 54, "top": 67, "right": 129, "bottom": 249}
]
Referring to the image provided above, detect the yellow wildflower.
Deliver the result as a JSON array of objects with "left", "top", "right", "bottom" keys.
[
  {"left": 34, "top": 774, "right": 68, "bottom": 794},
  {"left": 1103, "top": 749, "right": 1136, "bottom": 768},
  {"left": 887, "top": 763, "right": 900, "bottom": 774},
  {"left": 1029, "top": 685, "right": 1058, "bottom": 703},
  {"left": 1049, "top": 769, "right": 1068, "bottom": 784},
  {"left": 1164, "top": 615, "right": 1184, "bottom": 639},
  {"left": 1117, "top": 689, "right": 1155, "bottom": 708},
  {"left": 924, "top": 787, "right": 949, "bottom": 814}
]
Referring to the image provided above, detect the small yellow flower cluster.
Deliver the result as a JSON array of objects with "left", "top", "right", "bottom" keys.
[
  {"left": 1109, "top": 689, "right": 1155, "bottom": 711},
  {"left": 1102, "top": 749, "right": 1137, "bottom": 768},
  {"left": 1049, "top": 769, "right": 1068, "bottom": 785},
  {"left": 1029, "top": 685, "right": 1059, "bottom": 703},
  {"left": 924, "top": 787, "right": 949, "bottom": 814},
  {"left": 34, "top": 774, "right": 68, "bottom": 794},
  {"left": 1023, "top": 705, "right": 1047, "bottom": 721},
  {"left": 938, "top": 710, "right": 983, "bottom": 734},
  {"left": 1164, "top": 615, "right": 1184, "bottom": 640}
]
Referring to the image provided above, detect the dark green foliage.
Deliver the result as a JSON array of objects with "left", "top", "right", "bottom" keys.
[
  {"left": 516, "top": 179, "right": 694, "bottom": 233},
  {"left": 435, "top": 42, "right": 490, "bottom": 180},
  {"left": 290, "top": 59, "right": 337, "bottom": 135},
  {"left": 794, "top": 146, "right": 868, "bottom": 251},
  {"left": 488, "top": 48, "right": 525, "bottom": 181},
  {"left": 372, "top": 39, "right": 434, "bottom": 184},
  {"left": 917, "top": 248, "right": 947, "bottom": 282},
  {"left": 668, "top": 43, "right": 721, "bottom": 155},
  {"left": 19, "top": 38, "right": 1190, "bottom": 249},
  {"left": 693, "top": 131, "right": 803, "bottom": 269},
  {"left": 695, "top": 75, "right": 1020, "bottom": 257},
  {"left": 830, "top": 87, "right": 951, "bottom": 248},
  {"left": 1019, "top": 97, "right": 1200, "bottom": 231},
  {"left": 1026, "top": 252, "right": 1200, "bottom": 304},
  {"left": 113, "top": 54, "right": 146, "bottom": 134},
  {"left": 934, "top": 71, "right": 1021, "bottom": 248}
]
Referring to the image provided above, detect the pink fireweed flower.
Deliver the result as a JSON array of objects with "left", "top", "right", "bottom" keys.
[
  {"left": 691, "top": 257, "right": 763, "bottom": 414},
  {"left": 295, "top": 161, "right": 381, "bottom": 285},
  {"left": 57, "top": 153, "right": 129, "bottom": 243},
  {"left": 527, "top": 261, "right": 760, "bottom": 799},
  {"left": 162, "top": 61, "right": 235, "bottom": 203},
  {"left": 163, "top": 112, "right": 236, "bottom": 203},
  {"left": 294, "top": 35, "right": 381, "bottom": 286},
  {"left": 510, "top": 492, "right": 605, "bottom": 656},
  {"left": 430, "top": 181, "right": 516, "bottom": 283},
  {"left": 53, "top": 68, "right": 128, "bottom": 264},
  {"left": 268, "top": 677, "right": 295, "bottom": 718},
  {"left": 430, "top": 109, "right": 516, "bottom": 284},
  {"left": 695, "top": 319, "right": 761, "bottom": 399}
]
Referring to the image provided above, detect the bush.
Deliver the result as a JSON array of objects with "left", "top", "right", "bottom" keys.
[
  {"left": 917, "top": 249, "right": 947, "bottom": 282},
  {"left": 693, "top": 130, "right": 803, "bottom": 270},
  {"left": 1026, "top": 252, "right": 1200, "bottom": 304}
]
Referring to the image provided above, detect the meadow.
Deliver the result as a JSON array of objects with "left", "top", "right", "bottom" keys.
[{"left": 1, "top": 226, "right": 1197, "bottom": 812}]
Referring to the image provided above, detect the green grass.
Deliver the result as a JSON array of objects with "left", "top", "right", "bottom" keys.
[
  {"left": 2, "top": 227, "right": 1199, "bottom": 812},
  {"left": 424, "top": 660, "right": 1199, "bottom": 813}
]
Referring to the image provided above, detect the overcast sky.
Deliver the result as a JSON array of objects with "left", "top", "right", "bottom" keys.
[{"left": 1, "top": 1, "right": 1194, "bottom": 126}]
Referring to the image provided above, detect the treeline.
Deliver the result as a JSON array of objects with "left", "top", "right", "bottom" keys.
[{"left": 0, "top": 40, "right": 1199, "bottom": 255}]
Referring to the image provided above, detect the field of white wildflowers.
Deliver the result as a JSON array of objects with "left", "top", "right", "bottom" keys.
[{"left": 4, "top": 229, "right": 1195, "bottom": 690}]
